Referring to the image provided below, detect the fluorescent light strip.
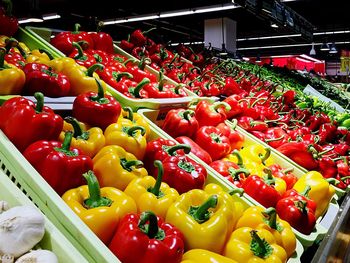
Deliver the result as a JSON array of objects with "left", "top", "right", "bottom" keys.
[
  {"left": 237, "top": 41, "right": 350, "bottom": 50},
  {"left": 102, "top": 3, "right": 239, "bottom": 25},
  {"left": 42, "top": 14, "right": 61, "bottom": 20},
  {"left": 299, "top": 54, "right": 323, "bottom": 63},
  {"left": 238, "top": 30, "right": 350, "bottom": 41},
  {"left": 18, "top": 18, "right": 43, "bottom": 24},
  {"left": 169, "top": 41, "right": 204, "bottom": 46}
]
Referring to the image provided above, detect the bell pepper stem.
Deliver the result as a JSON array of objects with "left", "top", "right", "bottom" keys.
[
  {"left": 189, "top": 195, "right": 218, "bottom": 224},
  {"left": 83, "top": 170, "right": 112, "bottom": 209},
  {"left": 179, "top": 110, "right": 194, "bottom": 121},
  {"left": 167, "top": 144, "right": 191, "bottom": 156},
  {"left": 326, "top": 178, "right": 340, "bottom": 186},
  {"left": 261, "top": 207, "right": 278, "bottom": 230},
  {"left": 300, "top": 185, "right": 311, "bottom": 197},
  {"left": 64, "top": 116, "right": 90, "bottom": 140},
  {"left": 250, "top": 97, "right": 268, "bottom": 108},
  {"left": 121, "top": 159, "right": 144, "bottom": 171},
  {"left": 90, "top": 78, "right": 110, "bottom": 104},
  {"left": 259, "top": 148, "right": 271, "bottom": 165},
  {"left": 122, "top": 106, "right": 134, "bottom": 122},
  {"left": 263, "top": 168, "right": 276, "bottom": 186},
  {"left": 158, "top": 70, "right": 164, "bottom": 91},
  {"left": 230, "top": 149, "right": 244, "bottom": 167},
  {"left": 174, "top": 84, "right": 184, "bottom": 95},
  {"left": 34, "top": 92, "right": 44, "bottom": 113},
  {"left": 228, "top": 188, "right": 244, "bottom": 196},
  {"left": 127, "top": 125, "right": 146, "bottom": 137},
  {"left": 212, "top": 101, "right": 231, "bottom": 112},
  {"left": 295, "top": 200, "right": 308, "bottom": 213},
  {"left": 228, "top": 167, "right": 250, "bottom": 181},
  {"left": 60, "top": 131, "right": 73, "bottom": 152},
  {"left": 73, "top": 23, "right": 81, "bottom": 33},
  {"left": 282, "top": 167, "right": 294, "bottom": 174},
  {"left": 138, "top": 211, "right": 165, "bottom": 240},
  {"left": 264, "top": 135, "right": 285, "bottom": 143},
  {"left": 86, "top": 63, "right": 104, "bottom": 77},
  {"left": 143, "top": 27, "right": 156, "bottom": 35},
  {"left": 38, "top": 49, "right": 54, "bottom": 60},
  {"left": 72, "top": 42, "right": 87, "bottom": 60},
  {"left": 3, "top": 0, "right": 13, "bottom": 16},
  {"left": 230, "top": 119, "right": 238, "bottom": 130},
  {"left": 148, "top": 160, "right": 164, "bottom": 197},
  {"left": 4, "top": 37, "right": 18, "bottom": 53},
  {"left": 250, "top": 230, "right": 273, "bottom": 258},
  {"left": 132, "top": 78, "right": 150, "bottom": 98},
  {"left": 138, "top": 57, "right": 151, "bottom": 70},
  {"left": 114, "top": 72, "right": 133, "bottom": 82}
]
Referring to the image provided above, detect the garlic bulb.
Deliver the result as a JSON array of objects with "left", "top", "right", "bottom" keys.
[
  {"left": 1, "top": 254, "right": 14, "bottom": 263},
  {"left": 15, "top": 250, "right": 58, "bottom": 263},
  {"left": 0, "top": 201, "right": 9, "bottom": 213},
  {"left": 0, "top": 206, "right": 45, "bottom": 258}
]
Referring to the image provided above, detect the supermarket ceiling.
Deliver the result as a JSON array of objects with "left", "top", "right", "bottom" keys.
[{"left": 10, "top": 0, "right": 350, "bottom": 59}]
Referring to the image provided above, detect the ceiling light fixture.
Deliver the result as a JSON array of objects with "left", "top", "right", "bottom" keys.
[
  {"left": 320, "top": 42, "right": 330, "bottom": 51},
  {"left": 102, "top": 3, "right": 239, "bottom": 25},
  {"left": 329, "top": 42, "right": 338, "bottom": 54},
  {"left": 309, "top": 42, "right": 316, "bottom": 56},
  {"left": 270, "top": 22, "right": 279, "bottom": 28},
  {"left": 18, "top": 17, "right": 43, "bottom": 24}
]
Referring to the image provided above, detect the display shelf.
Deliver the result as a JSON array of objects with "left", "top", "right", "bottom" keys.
[
  {"left": 23, "top": 26, "right": 208, "bottom": 111},
  {"left": 138, "top": 108, "right": 339, "bottom": 249},
  {"left": 0, "top": 167, "right": 88, "bottom": 263}
]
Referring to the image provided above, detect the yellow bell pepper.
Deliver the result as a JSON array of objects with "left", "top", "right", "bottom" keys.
[
  {"left": 165, "top": 188, "right": 237, "bottom": 253},
  {"left": 62, "top": 170, "right": 137, "bottom": 244},
  {"left": 104, "top": 119, "right": 147, "bottom": 160},
  {"left": 240, "top": 144, "right": 275, "bottom": 167},
  {"left": 224, "top": 227, "right": 287, "bottom": 263},
  {"left": 264, "top": 168, "right": 286, "bottom": 196},
  {"left": 293, "top": 171, "right": 335, "bottom": 218},
  {"left": 236, "top": 206, "right": 296, "bottom": 258},
  {"left": 0, "top": 48, "right": 25, "bottom": 95},
  {"left": 124, "top": 160, "right": 179, "bottom": 219},
  {"left": 48, "top": 58, "right": 107, "bottom": 96},
  {"left": 121, "top": 106, "right": 151, "bottom": 139},
  {"left": 0, "top": 36, "right": 30, "bottom": 56},
  {"left": 25, "top": 49, "right": 52, "bottom": 64},
  {"left": 59, "top": 117, "right": 105, "bottom": 158},
  {"left": 62, "top": 118, "right": 90, "bottom": 132},
  {"left": 93, "top": 145, "right": 148, "bottom": 190},
  {"left": 224, "top": 149, "right": 265, "bottom": 177},
  {"left": 181, "top": 249, "right": 237, "bottom": 263}
]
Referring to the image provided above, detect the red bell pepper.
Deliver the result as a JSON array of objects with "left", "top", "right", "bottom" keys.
[
  {"left": 3, "top": 38, "right": 25, "bottom": 68},
  {"left": 72, "top": 78, "right": 121, "bottom": 130},
  {"left": 88, "top": 29, "right": 114, "bottom": 54},
  {"left": 98, "top": 65, "right": 133, "bottom": 90},
  {"left": 125, "top": 59, "right": 157, "bottom": 83},
  {"left": 0, "top": 0, "right": 18, "bottom": 37},
  {"left": 277, "top": 142, "right": 319, "bottom": 170},
  {"left": 200, "top": 80, "right": 222, "bottom": 97},
  {"left": 87, "top": 49, "right": 111, "bottom": 65},
  {"left": 223, "top": 94, "right": 247, "bottom": 119},
  {"left": 175, "top": 136, "right": 212, "bottom": 165},
  {"left": 268, "top": 164, "right": 297, "bottom": 190},
  {"left": 162, "top": 109, "right": 199, "bottom": 139},
  {"left": 241, "top": 171, "right": 282, "bottom": 208},
  {"left": 210, "top": 159, "right": 249, "bottom": 188},
  {"left": 119, "top": 35, "right": 134, "bottom": 52},
  {"left": 160, "top": 154, "right": 207, "bottom": 194},
  {"left": 194, "top": 101, "right": 230, "bottom": 127},
  {"left": 319, "top": 156, "right": 338, "bottom": 179},
  {"left": 69, "top": 41, "right": 96, "bottom": 68},
  {"left": 221, "top": 76, "right": 244, "bottom": 96},
  {"left": 50, "top": 24, "right": 94, "bottom": 55},
  {"left": 276, "top": 197, "right": 316, "bottom": 235},
  {"left": 125, "top": 78, "right": 151, "bottom": 99},
  {"left": 216, "top": 120, "right": 245, "bottom": 150},
  {"left": 264, "top": 127, "right": 290, "bottom": 149},
  {"left": 109, "top": 211, "right": 184, "bottom": 263},
  {"left": 238, "top": 116, "right": 268, "bottom": 133},
  {"left": 195, "top": 126, "right": 231, "bottom": 161},
  {"left": 23, "top": 132, "right": 93, "bottom": 195},
  {"left": 0, "top": 92, "right": 63, "bottom": 152},
  {"left": 132, "top": 46, "right": 149, "bottom": 60},
  {"left": 318, "top": 123, "right": 337, "bottom": 144},
  {"left": 189, "top": 52, "right": 204, "bottom": 66},
  {"left": 281, "top": 186, "right": 317, "bottom": 214},
  {"left": 144, "top": 138, "right": 189, "bottom": 175},
  {"left": 23, "top": 62, "right": 71, "bottom": 97},
  {"left": 130, "top": 28, "right": 156, "bottom": 47}
]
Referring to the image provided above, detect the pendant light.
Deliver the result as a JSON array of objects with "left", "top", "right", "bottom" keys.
[
  {"left": 309, "top": 42, "right": 316, "bottom": 56},
  {"left": 329, "top": 42, "right": 338, "bottom": 54},
  {"left": 320, "top": 42, "right": 330, "bottom": 51}
]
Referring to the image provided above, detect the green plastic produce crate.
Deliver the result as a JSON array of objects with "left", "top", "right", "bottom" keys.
[
  {"left": 0, "top": 130, "right": 121, "bottom": 263},
  {"left": 137, "top": 108, "right": 339, "bottom": 249},
  {"left": 23, "top": 26, "right": 208, "bottom": 111},
  {"left": 0, "top": 168, "right": 88, "bottom": 263}
]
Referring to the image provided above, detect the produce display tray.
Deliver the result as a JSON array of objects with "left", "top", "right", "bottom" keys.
[
  {"left": 232, "top": 122, "right": 350, "bottom": 199},
  {"left": 0, "top": 167, "right": 88, "bottom": 263},
  {"left": 137, "top": 108, "right": 339, "bottom": 249},
  {"left": 23, "top": 26, "right": 209, "bottom": 111},
  {"left": 0, "top": 130, "right": 121, "bottom": 263},
  {"left": 0, "top": 119, "right": 303, "bottom": 263}
]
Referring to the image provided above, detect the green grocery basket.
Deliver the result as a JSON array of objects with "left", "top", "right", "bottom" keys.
[
  {"left": 23, "top": 26, "right": 210, "bottom": 111},
  {"left": 137, "top": 108, "right": 339, "bottom": 249},
  {"left": 0, "top": 168, "right": 88, "bottom": 263}
]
